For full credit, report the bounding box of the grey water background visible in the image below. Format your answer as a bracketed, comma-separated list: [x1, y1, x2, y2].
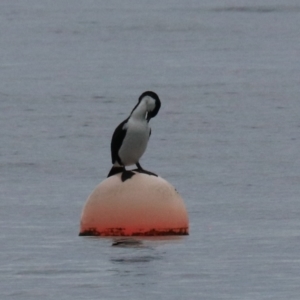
[1, 0, 300, 299]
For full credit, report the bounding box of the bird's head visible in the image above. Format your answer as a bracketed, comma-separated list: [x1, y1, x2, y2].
[138, 91, 161, 121]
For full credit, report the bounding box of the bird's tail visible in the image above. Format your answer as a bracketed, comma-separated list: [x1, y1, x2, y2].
[107, 166, 125, 178]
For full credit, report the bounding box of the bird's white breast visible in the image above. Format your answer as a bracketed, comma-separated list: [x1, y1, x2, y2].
[118, 118, 150, 166]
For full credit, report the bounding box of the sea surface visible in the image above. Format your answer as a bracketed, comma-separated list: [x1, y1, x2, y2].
[1, 0, 300, 299]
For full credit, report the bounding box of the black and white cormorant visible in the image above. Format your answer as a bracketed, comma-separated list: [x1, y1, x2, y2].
[107, 91, 161, 182]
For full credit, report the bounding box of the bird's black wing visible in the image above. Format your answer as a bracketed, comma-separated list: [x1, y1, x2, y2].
[110, 118, 128, 165]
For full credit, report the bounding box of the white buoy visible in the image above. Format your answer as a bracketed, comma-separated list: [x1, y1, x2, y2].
[79, 172, 189, 236]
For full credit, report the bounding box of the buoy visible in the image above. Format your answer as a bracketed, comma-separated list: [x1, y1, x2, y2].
[79, 172, 189, 236]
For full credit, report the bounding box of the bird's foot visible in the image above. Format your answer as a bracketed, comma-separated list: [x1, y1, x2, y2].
[108, 166, 156, 181]
[121, 170, 136, 182]
[133, 168, 158, 177]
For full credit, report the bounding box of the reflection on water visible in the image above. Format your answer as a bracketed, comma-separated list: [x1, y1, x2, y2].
[110, 255, 160, 264]
[111, 236, 186, 246]
[108, 236, 186, 286]
[112, 238, 144, 247]
[110, 236, 185, 264]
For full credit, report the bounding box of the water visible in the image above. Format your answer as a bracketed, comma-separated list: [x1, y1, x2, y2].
[1, 0, 300, 299]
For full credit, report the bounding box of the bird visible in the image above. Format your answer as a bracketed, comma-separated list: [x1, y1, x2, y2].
[107, 91, 161, 182]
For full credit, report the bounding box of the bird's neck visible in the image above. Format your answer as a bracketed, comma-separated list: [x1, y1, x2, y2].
[130, 101, 147, 121]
